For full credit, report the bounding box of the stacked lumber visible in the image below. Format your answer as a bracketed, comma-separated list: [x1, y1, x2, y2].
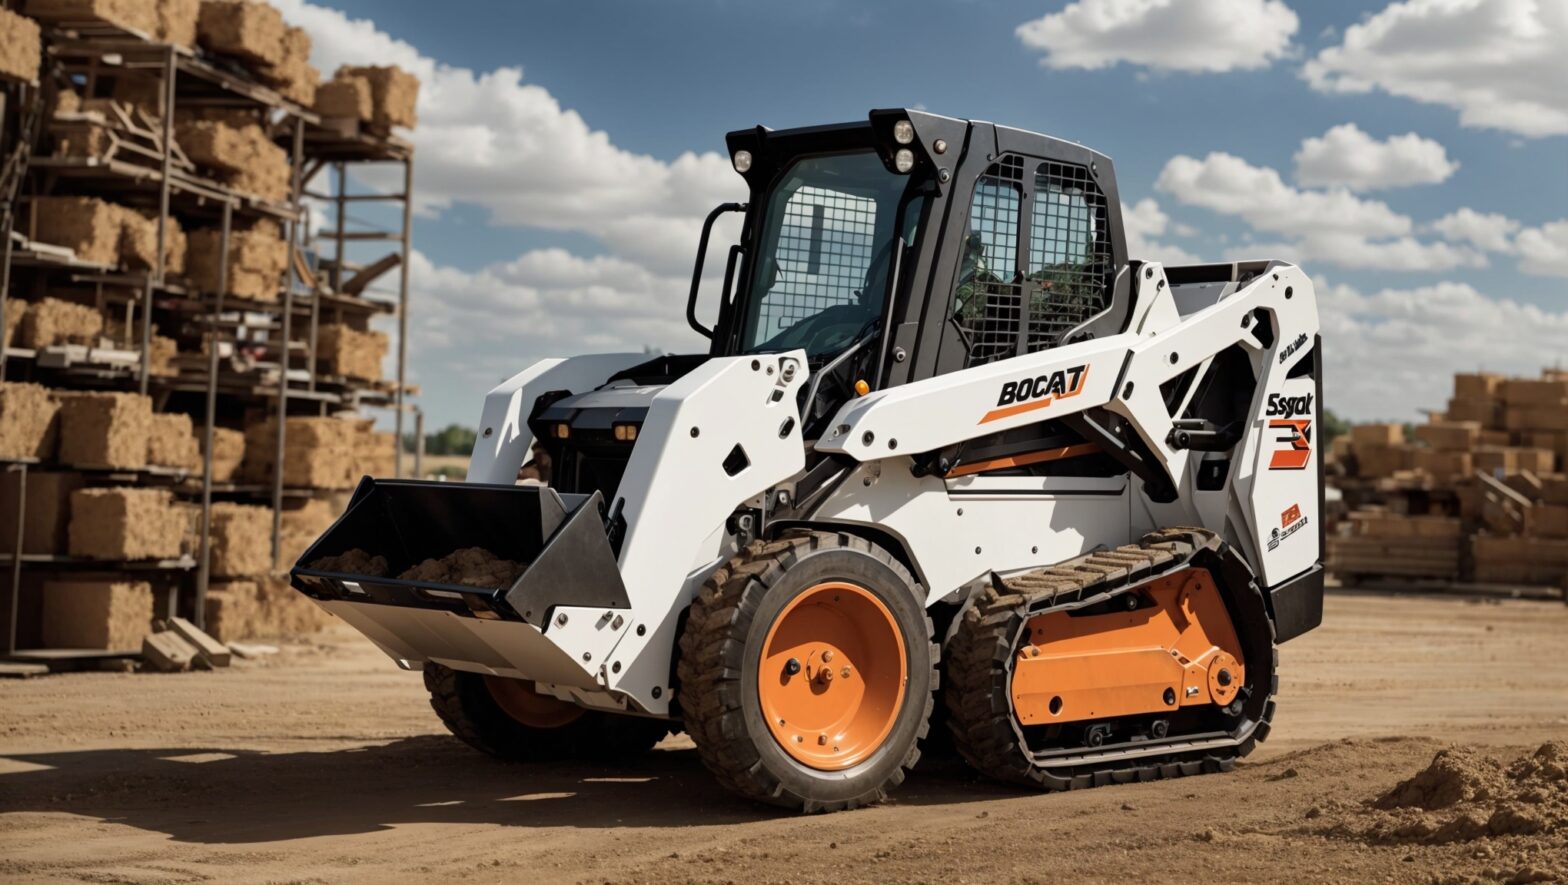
[1336, 370, 1568, 590]
[1328, 511, 1461, 581]
[1468, 475, 1568, 587]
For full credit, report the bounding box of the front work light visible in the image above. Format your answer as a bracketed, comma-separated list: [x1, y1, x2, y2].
[732, 150, 752, 173]
[894, 148, 915, 173]
[892, 119, 914, 145]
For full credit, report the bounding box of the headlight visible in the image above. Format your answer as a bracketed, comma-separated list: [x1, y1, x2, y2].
[613, 423, 639, 442]
[894, 148, 915, 173]
[732, 150, 752, 173]
[892, 119, 914, 145]
[553, 423, 571, 439]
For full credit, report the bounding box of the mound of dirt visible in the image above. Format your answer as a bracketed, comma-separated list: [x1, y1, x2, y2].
[1315, 742, 1568, 881]
[308, 548, 389, 577]
[397, 547, 525, 588]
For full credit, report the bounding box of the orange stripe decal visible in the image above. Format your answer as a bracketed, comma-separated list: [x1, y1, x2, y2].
[944, 442, 1101, 478]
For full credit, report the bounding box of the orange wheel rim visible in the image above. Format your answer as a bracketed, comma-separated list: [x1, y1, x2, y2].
[758, 581, 907, 771]
[484, 676, 585, 729]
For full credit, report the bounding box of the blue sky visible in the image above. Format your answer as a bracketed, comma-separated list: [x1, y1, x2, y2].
[277, 0, 1568, 427]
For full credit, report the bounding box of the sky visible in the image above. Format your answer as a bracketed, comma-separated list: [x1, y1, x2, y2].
[274, 0, 1568, 428]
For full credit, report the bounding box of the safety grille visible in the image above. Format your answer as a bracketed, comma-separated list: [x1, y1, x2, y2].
[954, 158, 1024, 367]
[952, 155, 1112, 368]
[753, 186, 876, 339]
[1025, 160, 1111, 351]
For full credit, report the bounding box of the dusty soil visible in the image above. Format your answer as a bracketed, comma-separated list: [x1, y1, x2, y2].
[2, 591, 1566, 884]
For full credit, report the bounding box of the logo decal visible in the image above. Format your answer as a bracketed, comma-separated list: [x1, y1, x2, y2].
[980, 365, 1088, 424]
[1268, 504, 1310, 551]
[1266, 392, 1313, 470]
[1278, 332, 1309, 365]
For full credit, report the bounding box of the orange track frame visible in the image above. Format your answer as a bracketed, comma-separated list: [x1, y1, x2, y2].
[1011, 567, 1246, 726]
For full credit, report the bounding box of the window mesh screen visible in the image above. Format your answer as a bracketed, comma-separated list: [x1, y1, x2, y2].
[753, 186, 877, 338]
[1025, 160, 1111, 351]
[953, 155, 1024, 367]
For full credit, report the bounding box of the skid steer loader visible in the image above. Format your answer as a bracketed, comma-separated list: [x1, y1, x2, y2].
[292, 109, 1325, 812]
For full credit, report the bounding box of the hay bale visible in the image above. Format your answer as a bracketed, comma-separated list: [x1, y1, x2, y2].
[196, 0, 284, 67]
[203, 427, 245, 482]
[332, 65, 418, 129]
[257, 25, 316, 105]
[57, 391, 153, 468]
[176, 120, 286, 183]
[203, 580, 260, 642]
[148, 412, 200, 470]
[317, 324, 388, 380]
[0, 382, 60, 460]
[313, 77, 371, 121]
[3, 297, 23, 348]
[118, 209, 186, 274]
[186, 219, 287, 300]
[240, 417, 359, 489]
[0, 8, 42, 84]
[17, 297, 104, 350]
[209, 501, 271, 576]
[25, 0, 158, 36]
[41, 579, 153, 650]
[0, 471, 86, 555]
[68, 487, 186, 559]
[30, 196, 121, 266]
[155, 0, 199, 46]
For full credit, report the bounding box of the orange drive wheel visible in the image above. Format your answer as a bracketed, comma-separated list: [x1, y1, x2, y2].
[758, 581, 908, 771]
[483, 676, 586, 729]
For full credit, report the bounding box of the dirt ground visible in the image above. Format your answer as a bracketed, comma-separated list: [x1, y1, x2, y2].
[2, 590, 1566, 884]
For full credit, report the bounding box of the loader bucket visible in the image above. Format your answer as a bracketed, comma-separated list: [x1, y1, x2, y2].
[290, 477, 630, 631]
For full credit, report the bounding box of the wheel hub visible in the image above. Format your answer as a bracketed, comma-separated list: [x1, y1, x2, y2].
[758, 581, 907, 771]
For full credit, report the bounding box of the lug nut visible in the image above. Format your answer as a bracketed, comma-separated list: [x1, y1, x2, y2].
[841, 667, 851, 679]
[784, 658, 801, 676]
[1217, 668, 1233, 687]
[821, 650, 834, 663]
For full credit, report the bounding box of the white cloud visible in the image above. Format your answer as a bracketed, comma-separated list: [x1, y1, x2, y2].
[1121, 198, 1202, 266]
[267, 1, 749, 424]
[1319, 279, 1568, 420]
[1430, 208, 1519, 253]
[1304, 0, 1568, 138]
[1155, 152, 1485, 271]
[1293, 123, 1457, 190]
[273, 0, 742, 278]
[1516, 220, 1568, 277]
[1015, 0, 1298, 73]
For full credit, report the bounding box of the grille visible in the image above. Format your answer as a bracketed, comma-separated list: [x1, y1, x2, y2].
[954, 157, 1024, 367]
[753, 186, 877, 339]
[1025, 160, 1111, 351]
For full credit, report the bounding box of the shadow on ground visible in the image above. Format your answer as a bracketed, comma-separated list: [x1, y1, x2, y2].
[0, 735, 1004, 843]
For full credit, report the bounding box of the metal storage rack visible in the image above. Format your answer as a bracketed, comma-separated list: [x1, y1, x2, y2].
[0, 17, 415, 664]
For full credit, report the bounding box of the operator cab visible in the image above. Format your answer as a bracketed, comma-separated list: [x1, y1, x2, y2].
[699, 110, 1132, 436]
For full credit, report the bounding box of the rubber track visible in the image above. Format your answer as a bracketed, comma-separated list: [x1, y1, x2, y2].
[677, 531, 938, 812]
[944, 527, 1278, 791]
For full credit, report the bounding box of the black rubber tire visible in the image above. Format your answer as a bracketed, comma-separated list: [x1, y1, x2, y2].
[677, 531, 938, 812]
[424, 663, 669, 762]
